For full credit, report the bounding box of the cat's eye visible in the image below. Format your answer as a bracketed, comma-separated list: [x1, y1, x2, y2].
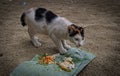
[74, 38, 79, 41]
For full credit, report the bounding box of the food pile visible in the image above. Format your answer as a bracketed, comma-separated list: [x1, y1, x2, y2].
[38, 54, 75, 72]
[58, 57, 75, 72]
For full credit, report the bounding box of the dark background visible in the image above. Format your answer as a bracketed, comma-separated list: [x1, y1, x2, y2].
[0, 0, 120, 76]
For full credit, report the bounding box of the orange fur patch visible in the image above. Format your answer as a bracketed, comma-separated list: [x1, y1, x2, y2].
[68, 25, 80, 34]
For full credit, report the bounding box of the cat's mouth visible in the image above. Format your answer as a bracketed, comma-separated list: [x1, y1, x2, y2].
[76, 44, 81, 48]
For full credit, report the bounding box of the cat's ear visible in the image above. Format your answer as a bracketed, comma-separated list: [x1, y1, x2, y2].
[78, 24, 87, 29]
[68, 25, 79, 37]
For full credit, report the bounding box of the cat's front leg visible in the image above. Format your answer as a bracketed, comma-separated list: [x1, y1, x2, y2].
[50, 34, 67, 54]
[28, 26, 41, 47]
[62, 40, 71, 50]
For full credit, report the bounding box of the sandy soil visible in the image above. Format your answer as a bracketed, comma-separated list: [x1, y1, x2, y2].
[0, 0, 120, 76]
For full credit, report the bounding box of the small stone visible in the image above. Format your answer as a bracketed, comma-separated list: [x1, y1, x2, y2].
[0, 53, 3, 57]
[21, 1, 26, 6]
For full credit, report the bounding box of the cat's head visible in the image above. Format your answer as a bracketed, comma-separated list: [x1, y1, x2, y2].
[68, 24, 85, 47]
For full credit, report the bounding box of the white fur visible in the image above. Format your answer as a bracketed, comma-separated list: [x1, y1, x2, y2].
[24, 8, 84, 54]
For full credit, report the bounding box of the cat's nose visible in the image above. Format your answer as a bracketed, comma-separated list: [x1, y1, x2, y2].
[77, 44, 81, 47]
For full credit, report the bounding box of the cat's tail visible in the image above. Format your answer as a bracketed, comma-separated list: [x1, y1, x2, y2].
[20, 12, 26, 26]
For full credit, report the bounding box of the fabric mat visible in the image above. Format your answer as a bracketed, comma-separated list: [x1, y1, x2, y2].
[10, 48, 95, 76]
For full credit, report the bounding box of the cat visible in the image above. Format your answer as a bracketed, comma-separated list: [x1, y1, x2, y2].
[20, 7, 85, 54]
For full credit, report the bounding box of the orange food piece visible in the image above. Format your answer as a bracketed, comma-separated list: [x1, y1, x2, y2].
[41, 56, 55, 64]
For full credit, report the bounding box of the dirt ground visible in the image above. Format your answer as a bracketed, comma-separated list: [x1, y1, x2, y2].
[0, 0, 120, 76]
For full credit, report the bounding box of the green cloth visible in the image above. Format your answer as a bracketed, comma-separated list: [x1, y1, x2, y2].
[10, 48, 95, 76]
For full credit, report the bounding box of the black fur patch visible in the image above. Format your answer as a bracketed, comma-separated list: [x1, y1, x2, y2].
[35, 8, 47, 21]
[45, 11, 57, 23]
[69, 31, 78, 37]
[20, 13, 26, 26]
[79, 27, 84, 40]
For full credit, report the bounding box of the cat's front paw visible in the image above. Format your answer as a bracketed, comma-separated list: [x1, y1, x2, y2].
[32, 39, 42, 48]
[59, 48, 67, 54]
[33, 41, 42, 47]
[64, 45, 71, 50]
